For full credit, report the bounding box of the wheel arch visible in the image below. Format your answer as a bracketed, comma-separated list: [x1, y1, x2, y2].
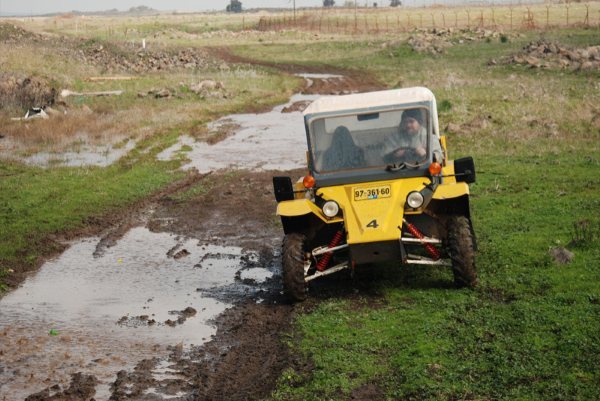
[427, 195, 477, 250]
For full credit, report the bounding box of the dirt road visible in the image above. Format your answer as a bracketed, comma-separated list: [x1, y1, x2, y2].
[0, 71, 383, 400]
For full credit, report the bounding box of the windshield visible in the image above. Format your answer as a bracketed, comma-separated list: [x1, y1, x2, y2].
[309, 108, 434, 173]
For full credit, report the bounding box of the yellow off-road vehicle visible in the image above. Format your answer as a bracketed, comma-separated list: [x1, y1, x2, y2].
[273, 87, 477, 301]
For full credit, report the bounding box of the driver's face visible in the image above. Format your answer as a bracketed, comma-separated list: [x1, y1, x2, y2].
[401, 117, 420, 135]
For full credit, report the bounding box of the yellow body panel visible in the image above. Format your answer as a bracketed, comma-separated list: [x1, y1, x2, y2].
[276, 199, 343, 223]
[278, 160, 469, 244]
[435, 161, 470, 199]
[317, 177, 428, 245]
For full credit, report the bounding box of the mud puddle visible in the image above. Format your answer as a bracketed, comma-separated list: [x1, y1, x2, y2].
[0, 226, 279, 400]
[24, 140, 136, 168]
[0, 138, 136, 168]
[158, 72, 361, 173]
[158, 93, 319, 173]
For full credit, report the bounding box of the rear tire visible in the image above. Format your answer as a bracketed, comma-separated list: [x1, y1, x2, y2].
[446, 216, 478, 288]
[282, 233, 308, 302]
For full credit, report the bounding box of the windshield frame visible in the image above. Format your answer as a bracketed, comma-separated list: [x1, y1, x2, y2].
[304, 101, 436, 187]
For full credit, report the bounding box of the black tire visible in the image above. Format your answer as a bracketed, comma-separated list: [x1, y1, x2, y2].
[282, 233, 308, 302]
[446, 216, 478, 288]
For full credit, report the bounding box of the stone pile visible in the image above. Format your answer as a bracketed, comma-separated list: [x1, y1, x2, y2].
[0, 23, 43, 43]
[74, 44, 222, 73]
[506, 41, 600, 70]
[395, 27, 515, 55]
[138, 80, 227, 100]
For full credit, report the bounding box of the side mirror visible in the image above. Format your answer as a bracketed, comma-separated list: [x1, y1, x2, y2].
[454, 157, 476, 184]
[273, 176, 295, 202]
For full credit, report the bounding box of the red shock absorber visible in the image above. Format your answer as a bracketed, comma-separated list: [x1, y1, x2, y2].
[402, 219, 441, 260]
[316, 230, 344, 271]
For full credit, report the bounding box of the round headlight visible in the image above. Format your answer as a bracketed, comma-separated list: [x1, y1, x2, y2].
[406, 191, 424, 209]
[322, 201, 340, 218]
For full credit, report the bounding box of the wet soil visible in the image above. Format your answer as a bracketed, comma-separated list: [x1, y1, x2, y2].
[1, 170, 292, 400]
[1, 53, 391, 400]
[208, 47, 385, 95]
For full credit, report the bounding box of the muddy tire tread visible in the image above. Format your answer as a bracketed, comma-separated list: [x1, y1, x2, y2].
[447, 215, 478, 288]
[282, 233, 308, 302]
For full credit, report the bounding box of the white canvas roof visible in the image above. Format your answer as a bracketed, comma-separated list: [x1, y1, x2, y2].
[303, 87, 437, 116]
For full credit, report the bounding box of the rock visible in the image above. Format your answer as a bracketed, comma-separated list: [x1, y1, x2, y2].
[444, 122, 461, 133]
[153, 89, 172, 98]
[549, 247, 574, 264]
[44, 106, 61, 116]
[173, 249, 190, 259]
[190, 79, 221, 94]
[181, 307, 197, 317]
[506, 41, 599, 71]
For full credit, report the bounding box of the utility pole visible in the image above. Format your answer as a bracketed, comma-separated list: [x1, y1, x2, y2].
[293, 0, 296, 23]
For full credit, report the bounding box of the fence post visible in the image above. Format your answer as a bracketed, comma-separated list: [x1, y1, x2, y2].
[584, 4, 589, 26]
[566, 5, 569, 27]
[442, 13, 446, 28]
[375, 17, 379, 34]
[510, 8, 513, 30]
[479, 10, 484, 28]
[466, 10, 471, 29]
[455, 12, 458, 28]
[545, 5, 550, 28]
[431, 14, 435, 28]
[419, 14, 423, 29]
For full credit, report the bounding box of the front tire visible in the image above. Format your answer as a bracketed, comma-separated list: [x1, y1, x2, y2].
[282, 233, 308, 302]
[446, 216, 477, 288]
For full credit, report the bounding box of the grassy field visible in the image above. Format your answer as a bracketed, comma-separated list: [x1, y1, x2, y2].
[228, 29, 600, 400]
[1, 9, 599, 399]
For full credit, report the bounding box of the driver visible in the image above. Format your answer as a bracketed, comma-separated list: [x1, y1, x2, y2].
[386, 109, 443, 163]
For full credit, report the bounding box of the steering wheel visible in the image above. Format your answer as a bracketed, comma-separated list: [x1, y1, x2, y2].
[384, 147, 422, 164]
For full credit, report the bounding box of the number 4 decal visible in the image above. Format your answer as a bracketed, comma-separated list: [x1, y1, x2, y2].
[366, 219, 379, 229]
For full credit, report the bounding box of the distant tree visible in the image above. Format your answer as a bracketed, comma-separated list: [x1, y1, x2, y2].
[323, 0, 336, 7]
[343, 0, 356, 6]
[226, 0, 242, 13]
[373, 2, 377, 6]
[390, 0, 401, 6]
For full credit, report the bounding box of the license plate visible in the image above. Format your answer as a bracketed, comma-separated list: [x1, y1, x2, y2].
[353, 185, 391, 201]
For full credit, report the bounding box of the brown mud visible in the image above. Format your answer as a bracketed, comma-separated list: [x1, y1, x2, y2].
[207, 46, 385, 95]
[1, 47, 393, 400]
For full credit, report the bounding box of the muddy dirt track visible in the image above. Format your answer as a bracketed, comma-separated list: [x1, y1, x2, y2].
[0, 65, 388, 401]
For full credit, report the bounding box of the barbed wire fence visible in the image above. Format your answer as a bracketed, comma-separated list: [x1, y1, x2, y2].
[256, 3, 599, 34]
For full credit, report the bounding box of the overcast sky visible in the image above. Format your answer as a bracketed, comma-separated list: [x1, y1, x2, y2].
[0, 0, 335, 15]
[0, 0, 519, 16]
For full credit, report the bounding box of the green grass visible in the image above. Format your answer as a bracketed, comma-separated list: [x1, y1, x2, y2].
[0, 60, 300, 292]
[0, 131, 182, 287]
[259, 28, 599, 400]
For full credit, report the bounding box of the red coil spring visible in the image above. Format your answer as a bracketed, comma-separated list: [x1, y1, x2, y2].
[403, 220, 441, 260]
[316, 230, 344, 271]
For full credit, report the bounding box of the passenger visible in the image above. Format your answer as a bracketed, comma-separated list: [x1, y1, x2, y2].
[321, 126, 365, 171]
[386, 109, 443, 163]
